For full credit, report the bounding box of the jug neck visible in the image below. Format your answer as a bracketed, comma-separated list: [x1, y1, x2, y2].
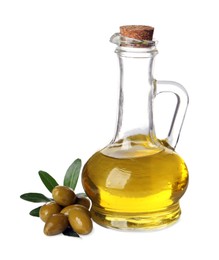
[112, 45, 158, 143]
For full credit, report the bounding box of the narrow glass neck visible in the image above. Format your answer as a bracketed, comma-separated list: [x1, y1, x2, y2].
[112, 46, 157, 143]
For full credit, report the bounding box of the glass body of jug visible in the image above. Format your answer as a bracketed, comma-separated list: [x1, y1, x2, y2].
[82, 28, 189, 230]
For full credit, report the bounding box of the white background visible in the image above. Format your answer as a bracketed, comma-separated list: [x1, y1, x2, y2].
[0, 0, 218, 259]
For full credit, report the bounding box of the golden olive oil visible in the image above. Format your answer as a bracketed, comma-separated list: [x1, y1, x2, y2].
[82, 135, 188, 229]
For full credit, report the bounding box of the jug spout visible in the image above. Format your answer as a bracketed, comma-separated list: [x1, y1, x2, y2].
[110, 32, 156, 47]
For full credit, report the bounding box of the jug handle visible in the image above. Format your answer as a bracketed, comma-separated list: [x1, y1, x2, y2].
[154, 80, 189, 149]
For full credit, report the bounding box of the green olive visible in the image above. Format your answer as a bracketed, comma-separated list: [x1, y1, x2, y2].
[52, 185, 76, 206]
[68, 207, 93, 235]
[39, 202, 62, 222]
[44, 213, 68, 236]
[61, 204, 91, 217]
[60, 204, 76, 216]
[75, 196, 91, 209]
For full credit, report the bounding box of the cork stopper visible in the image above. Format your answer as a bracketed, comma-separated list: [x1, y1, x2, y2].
[119, 25, 154, 47]
[120, 25, 154, 41]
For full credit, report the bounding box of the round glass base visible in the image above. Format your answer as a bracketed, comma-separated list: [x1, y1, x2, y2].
[91, 203, 181, 230]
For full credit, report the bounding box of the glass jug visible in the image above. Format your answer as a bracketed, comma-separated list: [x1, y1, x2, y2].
[82, 27, 189, 230]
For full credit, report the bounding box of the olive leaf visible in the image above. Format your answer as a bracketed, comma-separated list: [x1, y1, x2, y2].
[63, 158, 81, 190]
[29, 206, 41, 217]
[20, 193, 51, 202]
[38, 170, 59, 192]
[62, 227, 80, 238]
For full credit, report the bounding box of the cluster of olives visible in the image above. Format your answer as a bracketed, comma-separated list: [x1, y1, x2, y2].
[39, 185, 92, 236]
